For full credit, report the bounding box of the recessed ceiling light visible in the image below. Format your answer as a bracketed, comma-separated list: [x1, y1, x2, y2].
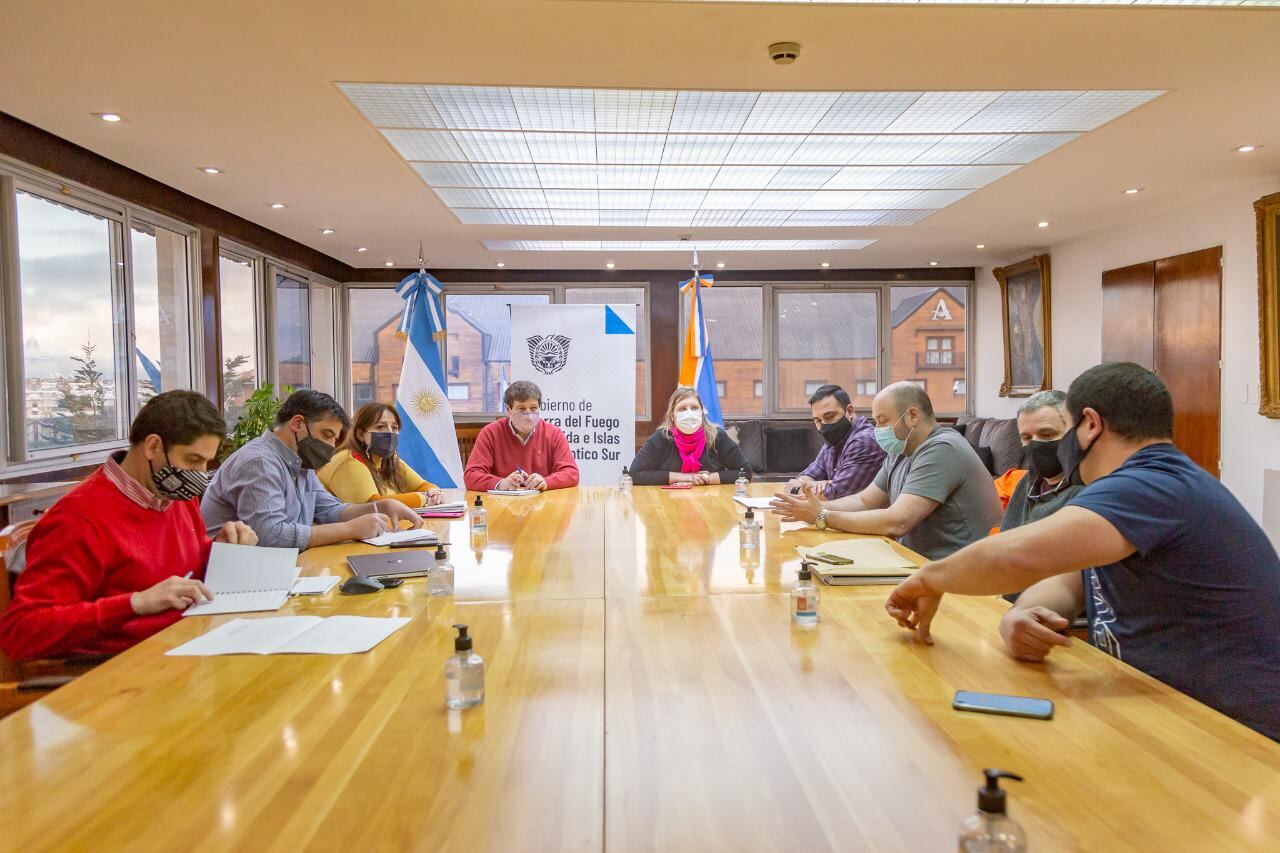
[929, 261, 939, 266]
[199, 166, 222, 175]
[821, 262, 830, 268]
[1124, 188, 1143, 195]
[320, 228, 335, 235]
[384, 260, 395, 267]
[95, 112, 122, 122]
[356, 247, 368, 253]
[270, 202, 286, 209]
[606, 261, 616, 269]
[1037, 221, 1050, 228]
[1236, 145, 1257, 153]
[976, 243, 985, 249]
[716, 262, 726, 269]
[496, 261, 506, 268]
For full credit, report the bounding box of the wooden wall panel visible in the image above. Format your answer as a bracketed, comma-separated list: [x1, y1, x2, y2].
[1155, 246, 1222, 476]
[1101, 261, 1155, 367]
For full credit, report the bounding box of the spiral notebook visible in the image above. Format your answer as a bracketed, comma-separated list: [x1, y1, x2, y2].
[182, 543, 302, 617]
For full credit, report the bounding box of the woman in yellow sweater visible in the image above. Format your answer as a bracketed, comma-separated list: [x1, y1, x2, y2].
[318, 402, 446, 508]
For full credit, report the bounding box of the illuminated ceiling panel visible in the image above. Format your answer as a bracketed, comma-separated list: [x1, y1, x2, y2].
[341, 84, 1164, 233]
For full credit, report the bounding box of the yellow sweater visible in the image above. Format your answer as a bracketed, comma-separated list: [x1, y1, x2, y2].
[318, 450, 436, 507]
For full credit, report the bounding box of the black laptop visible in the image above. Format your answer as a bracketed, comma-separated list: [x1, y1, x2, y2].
[347, 550, 435, 580]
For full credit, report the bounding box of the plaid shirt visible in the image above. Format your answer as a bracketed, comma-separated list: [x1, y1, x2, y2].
[103, 450, 170, 512]
[799, 415, 886, 499]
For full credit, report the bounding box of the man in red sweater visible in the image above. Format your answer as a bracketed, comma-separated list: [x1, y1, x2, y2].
[0, 391, 257, 661]
[463, 380, 580, 492]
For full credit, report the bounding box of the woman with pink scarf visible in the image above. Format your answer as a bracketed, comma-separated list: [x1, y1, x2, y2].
[628, 388, 753, 486]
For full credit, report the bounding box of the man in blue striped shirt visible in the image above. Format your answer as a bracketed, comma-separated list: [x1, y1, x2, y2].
[786, 384, 886, 499]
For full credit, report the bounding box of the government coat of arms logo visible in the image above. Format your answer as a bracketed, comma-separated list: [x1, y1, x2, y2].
[526, 334, 571, 375]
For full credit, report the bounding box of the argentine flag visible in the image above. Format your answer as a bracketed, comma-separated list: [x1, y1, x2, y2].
[393, 270, 464, 487]
[678, 270, 725, 427]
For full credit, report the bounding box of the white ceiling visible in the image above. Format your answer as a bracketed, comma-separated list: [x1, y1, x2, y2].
[342, 83, 1162, 234]
[1, 0, 1278, 270]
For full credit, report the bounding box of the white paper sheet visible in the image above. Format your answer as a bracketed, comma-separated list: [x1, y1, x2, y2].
[733, 496, 777, 510]
[183, 590, 291, 617]
[416, 501, 467, 514]
[289, 576, 340, 595]
[487, 489, 539, 497]
[360, 529, 439, 547]
[165, 616, 412, 656]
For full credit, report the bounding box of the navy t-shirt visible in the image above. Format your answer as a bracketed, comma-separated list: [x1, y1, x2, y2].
[1071, 443, 1280, 741]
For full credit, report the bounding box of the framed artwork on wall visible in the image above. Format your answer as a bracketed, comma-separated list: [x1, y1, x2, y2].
[993, 254, 1052, 398]
[1256, 191, 1280, 418]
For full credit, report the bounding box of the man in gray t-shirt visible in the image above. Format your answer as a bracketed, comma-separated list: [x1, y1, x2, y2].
[771, 383, 1001, 560]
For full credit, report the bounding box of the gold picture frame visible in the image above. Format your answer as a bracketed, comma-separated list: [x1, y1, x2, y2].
[1256, 191, 1280, 418]
[993, 254, 1052, 398]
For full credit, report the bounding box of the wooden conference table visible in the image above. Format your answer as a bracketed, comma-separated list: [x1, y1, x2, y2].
[0, 486, 1278, 851]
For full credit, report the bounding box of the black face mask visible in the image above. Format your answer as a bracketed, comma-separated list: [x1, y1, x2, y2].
[1023, 438, 1064, 481]
[368, 431, 398, 458]
[149, 445, 211, 501]
[297, 421, 337, 471]
[1056, 420, 1098, 487]
[818, 415, 853, 447]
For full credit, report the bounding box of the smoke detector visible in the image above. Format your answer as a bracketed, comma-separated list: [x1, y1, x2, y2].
[768, 42, 801, 65]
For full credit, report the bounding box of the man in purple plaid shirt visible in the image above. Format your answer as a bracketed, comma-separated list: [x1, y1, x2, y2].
[785, 384, 886, 499]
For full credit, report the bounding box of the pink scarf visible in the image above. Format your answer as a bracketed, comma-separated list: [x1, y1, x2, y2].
[672, 427, 706, 473]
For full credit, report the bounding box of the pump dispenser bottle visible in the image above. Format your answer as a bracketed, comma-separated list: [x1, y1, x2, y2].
[959, 769, 1026, 852]
[427, 543, 454, 596]
[618, 466, 633, 494]
[734, 468, 749, 497]
[470, 495, 487, 533]
[445, 624, 485, 709]
[739, 507, 761, 549]
[791, 560, 819, 627]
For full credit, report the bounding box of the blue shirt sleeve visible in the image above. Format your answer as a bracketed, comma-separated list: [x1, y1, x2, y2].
[309, 472, 347, 526]
[1068, 465, 1185, 557]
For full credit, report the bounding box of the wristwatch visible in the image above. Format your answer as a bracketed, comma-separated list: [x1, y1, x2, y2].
[815, 508, 829, 531]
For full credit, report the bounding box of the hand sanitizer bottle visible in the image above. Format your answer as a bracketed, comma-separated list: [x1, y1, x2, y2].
[739, 507, 761, 550]
[734, 468, 749, 497]
[618, 466, 633, 494]
[445, 624, 485, 709]
[427, 543, 454, 597]
[959, 770, 1027, 852]
[791, 561, 819, 628]
[470, 495, 487, 533]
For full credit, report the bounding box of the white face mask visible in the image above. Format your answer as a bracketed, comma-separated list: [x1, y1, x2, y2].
[674, 409, 703, 434]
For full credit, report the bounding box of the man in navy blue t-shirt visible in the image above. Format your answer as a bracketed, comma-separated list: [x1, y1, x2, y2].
[886, 362, 1280, 741]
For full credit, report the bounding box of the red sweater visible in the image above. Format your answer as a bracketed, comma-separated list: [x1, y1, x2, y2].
[463, 418, 580, 491]
[0, 468, 213, 661]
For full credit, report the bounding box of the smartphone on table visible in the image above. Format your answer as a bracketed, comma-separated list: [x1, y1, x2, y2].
[953, 690, 1054, 720]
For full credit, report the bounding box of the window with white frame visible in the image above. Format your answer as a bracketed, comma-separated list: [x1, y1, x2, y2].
[3, 176, 200, 465]
[680, 281, 971, 417]
[219, 251, 259, 423]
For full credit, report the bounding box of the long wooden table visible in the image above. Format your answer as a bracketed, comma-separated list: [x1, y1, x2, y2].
[0, 486, 1277, 851]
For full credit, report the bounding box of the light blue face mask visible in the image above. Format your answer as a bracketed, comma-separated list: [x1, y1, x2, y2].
[874, 411, 913, 456]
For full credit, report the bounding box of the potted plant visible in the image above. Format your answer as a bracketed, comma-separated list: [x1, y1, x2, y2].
[220, 384, 294, 461]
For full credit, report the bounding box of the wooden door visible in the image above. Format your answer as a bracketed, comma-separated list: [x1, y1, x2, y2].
[1101, 262, 1155, 367]
[1154, 246, 1222, 476]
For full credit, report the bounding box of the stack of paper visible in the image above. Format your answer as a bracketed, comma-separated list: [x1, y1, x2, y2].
[183, 543, 301, 616]
[361, 529, 439, 547]
[165, 615, 411, 656]
[416, 500, 467, 517]
[733, 495, 776, 511]
[488, 488, 540, 497]
[795, 538, 918, 586]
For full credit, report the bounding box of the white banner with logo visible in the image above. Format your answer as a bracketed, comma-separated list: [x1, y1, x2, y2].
[510, 303, 637, 486]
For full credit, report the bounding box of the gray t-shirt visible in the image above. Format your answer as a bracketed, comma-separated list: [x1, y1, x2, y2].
[872, 427, 1003, 560]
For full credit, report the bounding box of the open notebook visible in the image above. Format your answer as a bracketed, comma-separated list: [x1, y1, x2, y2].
[795, 538, 918, 586]
[166, 616, 411, 656]
[182, 543, 301, 617]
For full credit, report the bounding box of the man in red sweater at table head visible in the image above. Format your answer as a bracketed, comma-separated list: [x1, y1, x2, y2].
[0, 390, 258, 662]
[463, 380, 580, 492]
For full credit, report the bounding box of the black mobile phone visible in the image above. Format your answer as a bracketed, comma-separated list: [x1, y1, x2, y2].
[953, 690, 1054, 720]
[388, 539, 433, 549]
[377, 576, 405, 589]
[808, 552, 855, 566]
